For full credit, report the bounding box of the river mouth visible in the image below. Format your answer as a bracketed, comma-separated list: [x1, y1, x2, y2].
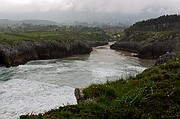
[0, 43, 155, 119]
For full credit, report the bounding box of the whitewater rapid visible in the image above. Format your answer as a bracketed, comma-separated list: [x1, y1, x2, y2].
[0, 43, 155, 119]
[0, 79, 76, 119]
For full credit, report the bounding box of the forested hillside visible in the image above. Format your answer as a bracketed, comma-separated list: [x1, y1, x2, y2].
[126, 14, 180, 34]
[111, 14, 180, 60]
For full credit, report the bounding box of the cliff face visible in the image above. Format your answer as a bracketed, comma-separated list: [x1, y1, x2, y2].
[0, 41, 92, 67]
[137, 40, 177, 59]
[110, 42, 141, 53]
[110, 40, 178, 60]
[87, 41, 109, 47]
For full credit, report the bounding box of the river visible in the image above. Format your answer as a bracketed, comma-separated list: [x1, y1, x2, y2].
[0, 42, 155, 119]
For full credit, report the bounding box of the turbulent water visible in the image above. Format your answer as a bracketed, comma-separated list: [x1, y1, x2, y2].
[0, 43, 155, 119]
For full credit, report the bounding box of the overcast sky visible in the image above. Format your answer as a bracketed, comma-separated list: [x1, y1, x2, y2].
[0, 0, 180, 24]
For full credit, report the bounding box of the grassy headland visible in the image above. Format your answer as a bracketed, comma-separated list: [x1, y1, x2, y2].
[111, 15, 180, 60]
[0, 25, 112, 67]
[0, 26, 110, 45]
[122, 14, 180, 43]
[20, 55, 180, 119]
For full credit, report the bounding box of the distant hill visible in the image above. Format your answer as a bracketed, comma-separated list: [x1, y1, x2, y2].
[0, 19, 58, 25]
[0, 19, 19, 25]
[19, 20, 58, 25]
[126, 14, 180, 32]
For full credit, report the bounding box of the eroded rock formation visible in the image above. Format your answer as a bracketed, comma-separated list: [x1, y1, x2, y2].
[110, 40, 178, 60]
[0, 40, 93, 67]
[110, 42, 141, 53]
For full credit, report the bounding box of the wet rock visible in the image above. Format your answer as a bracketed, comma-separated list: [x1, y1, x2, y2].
[74, 88, 84, 103]
[69, 41, 92, 55]
[110, 41, 141, 53]
[88, 41, 109, 47]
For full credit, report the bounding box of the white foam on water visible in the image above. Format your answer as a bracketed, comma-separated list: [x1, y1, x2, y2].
[91, 67, 121, 78]
[0, 44, 154, 119]
[125, 65, 146, 73]
[18, 64, 54, 70]
[0, 79, 77, 119]
[56, 67, 76, 74]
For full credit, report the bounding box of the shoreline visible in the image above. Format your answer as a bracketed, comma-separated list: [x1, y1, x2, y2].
[0, 40, 109, 68]
[20, 55, 180, 119]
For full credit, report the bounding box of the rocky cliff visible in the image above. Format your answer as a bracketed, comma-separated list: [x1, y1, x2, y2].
[110, 42, 141, 53]
[110, 40, 179, 60]
[137, 40, 177, 59]
[0, 40, 93, 67]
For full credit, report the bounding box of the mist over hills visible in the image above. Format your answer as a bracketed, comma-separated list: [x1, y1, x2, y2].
[0, 0, 180, 27]
[0, 19, 58, 25]
[0, 18, 128, 28]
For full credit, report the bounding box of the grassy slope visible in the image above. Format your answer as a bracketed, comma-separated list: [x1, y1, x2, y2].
[20, 56, 180, 119]
[0, 30, 110, 46]
[122, 30, 180, 42]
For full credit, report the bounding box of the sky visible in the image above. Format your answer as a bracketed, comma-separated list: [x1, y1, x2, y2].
[0, 0, 180, 24]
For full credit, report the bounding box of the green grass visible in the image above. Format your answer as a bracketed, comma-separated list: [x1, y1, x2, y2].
[0, 30, 110, 46]
[123, 30, 180, 42]
[20, 56, 180, 119]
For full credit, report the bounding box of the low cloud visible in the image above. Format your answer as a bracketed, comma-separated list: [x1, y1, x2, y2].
[0, 0, 180, 24]
[1, 0, 180, 14]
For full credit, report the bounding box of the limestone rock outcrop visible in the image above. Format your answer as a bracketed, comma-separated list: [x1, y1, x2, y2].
[155, 52, 176, 65]
[74, 88, 84, 103]
[110, 42, 141, 53]
[110, 40, 178, 60]
[137, 41, 176, 59]
[0, 40, 93, 67]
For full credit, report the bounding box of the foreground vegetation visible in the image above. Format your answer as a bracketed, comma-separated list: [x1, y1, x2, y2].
[20, 56, 180, 119]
